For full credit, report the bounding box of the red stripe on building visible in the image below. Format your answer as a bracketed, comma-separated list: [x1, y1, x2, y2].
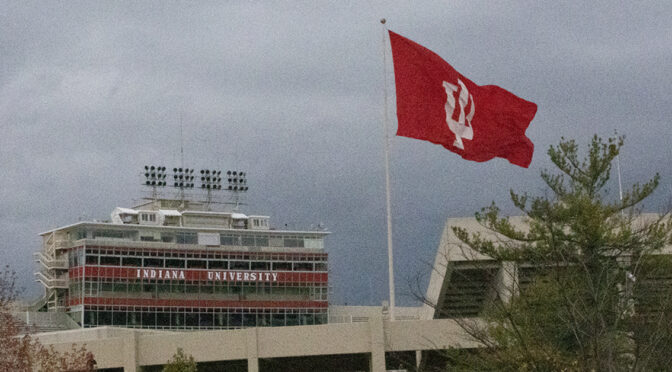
[71, 266, 328, 283]
[75, 297, 328, 309]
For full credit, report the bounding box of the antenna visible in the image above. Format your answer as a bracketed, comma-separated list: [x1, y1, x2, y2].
[180, 113, 184, 168]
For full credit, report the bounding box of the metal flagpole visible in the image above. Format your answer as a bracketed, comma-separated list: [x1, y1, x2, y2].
[380, 18, 396, 321]
[617, 154, 624, 216]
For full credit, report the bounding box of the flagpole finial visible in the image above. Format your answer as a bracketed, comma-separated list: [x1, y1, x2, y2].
[380, 18, 386, 24]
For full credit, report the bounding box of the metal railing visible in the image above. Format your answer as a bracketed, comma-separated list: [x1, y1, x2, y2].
[34, 252, 68, 270]
[34, 271, 68, 289]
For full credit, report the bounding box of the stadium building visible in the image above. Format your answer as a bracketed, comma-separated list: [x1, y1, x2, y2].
[34, 166, 329, 330]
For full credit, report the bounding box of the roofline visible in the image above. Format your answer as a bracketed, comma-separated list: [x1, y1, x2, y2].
[39, 221, 330, 236]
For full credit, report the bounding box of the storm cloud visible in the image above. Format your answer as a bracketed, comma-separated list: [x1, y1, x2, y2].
[1, 1, 671, 305]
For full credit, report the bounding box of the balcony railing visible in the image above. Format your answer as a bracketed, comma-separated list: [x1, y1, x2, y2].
[34, 252, 68, 270]
[35, 271, 68, 289]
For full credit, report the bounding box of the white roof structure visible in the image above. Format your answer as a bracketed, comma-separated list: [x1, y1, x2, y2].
[158, 209, 182, 217]
[114, 207, 138, 215]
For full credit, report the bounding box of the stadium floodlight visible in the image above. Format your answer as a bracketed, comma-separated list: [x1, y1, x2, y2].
[225, 169, 249, 193]
[172, 167, 195, 189]
[199, 168, 223, 191]
[143, 165, 167, 188]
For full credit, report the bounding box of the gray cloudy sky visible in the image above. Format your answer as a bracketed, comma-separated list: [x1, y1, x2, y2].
[1, 1, 671, 305]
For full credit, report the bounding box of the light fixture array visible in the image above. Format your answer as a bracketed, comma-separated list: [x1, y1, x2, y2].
[142, 166, 248, 192]
[144, 165, 167, 186]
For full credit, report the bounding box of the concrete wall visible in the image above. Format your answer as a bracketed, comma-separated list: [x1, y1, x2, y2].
[36, 314, 477, 372]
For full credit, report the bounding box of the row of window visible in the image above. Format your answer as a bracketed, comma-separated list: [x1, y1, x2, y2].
[81, 255, 327, 271]
[71, 280, 328, 300]
[87, 249, 326, 260]
[68, 247, 326, 268]
[81, 308, 328, 329]
[81, 306, 325, 314]
[76, 229, 323, 249]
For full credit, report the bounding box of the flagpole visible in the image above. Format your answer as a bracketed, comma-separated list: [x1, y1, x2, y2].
[380, 18, 396, 321]
[616, 154, 624, 216]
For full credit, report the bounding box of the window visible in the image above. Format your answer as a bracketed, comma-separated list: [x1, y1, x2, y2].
[241, 235, 255, 246]
[230, 261, 250, 270]
[143, 282, 155, 294]
[171, 313, 184, 328]
[286, 314, 300, 326]
[294, 262, 313, 271]
[201, 285, 214, 294]
[143, 258, 163, 267]
[141, 213, 156, 222]
[271, 314, 285, 326]
[251, 261, 270, 270]
[165, 259, 184, 268]
[284, 237, 305, 248]
[129, 281, 142, 292]
[157, 282, 171, 293]
[99, 256, 120, 266]
[187, 260, 207, 269]
[171, 282, 185, 293]
[176, 232, 197, 244]
[273, 262, 292, 271]
[84, 311, 97, 327]
[186, 283, 199, 293]
[230, 314, 242, 327]
[157, 313, 171, 328]
[92, 230, 125, 239]
[142, 313, 156, 327]
[161, 234, 174, 243]
[220, 234, 240, 246]
[269, 236, 283, 247]
[114, 281, 127, 292]
[200, 314, 214, 327]
[122, 257, 142, 267]
[209, 260, 227, 269]
[243, 313, 257, 327]
[304, 238, 324, 249]
[113, 312, 126, 326]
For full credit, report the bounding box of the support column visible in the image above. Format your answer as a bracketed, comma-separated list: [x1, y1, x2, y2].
[122, 329, 138, 372]
[246, 327, 259, 372]
[495, 261, 517, 303]
[369, 314, 386, 372]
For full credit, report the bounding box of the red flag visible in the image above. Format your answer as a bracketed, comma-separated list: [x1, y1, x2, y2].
[388, 30, 537, 168]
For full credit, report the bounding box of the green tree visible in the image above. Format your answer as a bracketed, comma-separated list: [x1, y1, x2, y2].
[163, 348, 197, 372]
[445, 135, 672, 371]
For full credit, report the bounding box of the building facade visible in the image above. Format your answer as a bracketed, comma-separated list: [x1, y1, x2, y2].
[36, 197, 329, 330]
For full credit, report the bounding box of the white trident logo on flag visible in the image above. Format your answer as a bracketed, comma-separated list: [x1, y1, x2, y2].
[442, 79, 475, 149]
